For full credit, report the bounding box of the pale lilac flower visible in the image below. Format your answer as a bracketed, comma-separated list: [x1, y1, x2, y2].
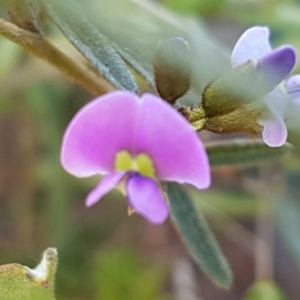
[231, 26, 297, 147]
[284, 75, 300, 130]
[61, 91, 210, 224]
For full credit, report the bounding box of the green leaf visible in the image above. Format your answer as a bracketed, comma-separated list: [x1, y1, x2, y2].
[44, 0, 230, 96]
[166, 183, 232, 288]
[43, 0, 139, 93]
[245, 280, 286, 300]
[206, 139, 291, 167]
[82, 2, 156, 88]
[0, 248, 58, 300]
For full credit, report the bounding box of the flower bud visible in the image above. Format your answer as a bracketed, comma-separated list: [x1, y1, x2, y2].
[153, 37, 191, 105]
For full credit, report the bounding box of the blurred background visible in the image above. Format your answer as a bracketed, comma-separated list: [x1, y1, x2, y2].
[1, 0, 300, 299]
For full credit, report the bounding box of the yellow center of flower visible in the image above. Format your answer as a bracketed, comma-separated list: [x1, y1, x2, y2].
[115, 150, 156, 179]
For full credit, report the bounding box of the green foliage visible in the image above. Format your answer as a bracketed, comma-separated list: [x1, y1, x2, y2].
[80, 0, 157, 88]
[167, 183, 232, 288]
[2, 0, 231, 95]
[206, 139, 291, 167]
[43, 0, 139, 93]
[41, 0, 230, 93]
[0, 248, 57, 300]
[94, 249, 168, 300]
[245, 281, 286, 300]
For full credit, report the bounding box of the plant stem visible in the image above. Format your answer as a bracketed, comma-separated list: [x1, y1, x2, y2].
[0, 18, 115, 96]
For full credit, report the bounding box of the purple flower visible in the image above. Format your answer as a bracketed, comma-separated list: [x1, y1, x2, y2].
[61, 91, 210, 224]
[231, 26, 297, 147]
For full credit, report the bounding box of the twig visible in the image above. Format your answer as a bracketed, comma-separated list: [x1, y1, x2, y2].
[0, 18, 115, 96]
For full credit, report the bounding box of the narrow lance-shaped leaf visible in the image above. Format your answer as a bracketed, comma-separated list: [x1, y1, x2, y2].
[206, 139, 291, 167]
[83, 13, 155, 88]
[108, 39, 155, 89]
[0, 248, 58, 300]
[43, 0, 138, 93]
[166, 182, 232, 288]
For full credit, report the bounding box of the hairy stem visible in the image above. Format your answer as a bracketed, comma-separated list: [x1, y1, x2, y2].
[0, 18, 115, 96]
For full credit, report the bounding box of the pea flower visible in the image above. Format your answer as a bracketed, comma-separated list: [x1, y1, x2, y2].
[61, 91, 210, 224]
[231, 26, 297, 147]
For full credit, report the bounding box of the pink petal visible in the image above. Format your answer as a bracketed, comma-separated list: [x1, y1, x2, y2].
[134, 93, 210, 189]
[86, 172, 125, 207]
[231, 27, 272, 67]
[260, 117, 287, 147]
[61, 91, 138, 177]
[126, 175, 169, 224]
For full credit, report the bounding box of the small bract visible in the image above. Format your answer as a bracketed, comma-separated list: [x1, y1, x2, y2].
[61, 91, 210, 224]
